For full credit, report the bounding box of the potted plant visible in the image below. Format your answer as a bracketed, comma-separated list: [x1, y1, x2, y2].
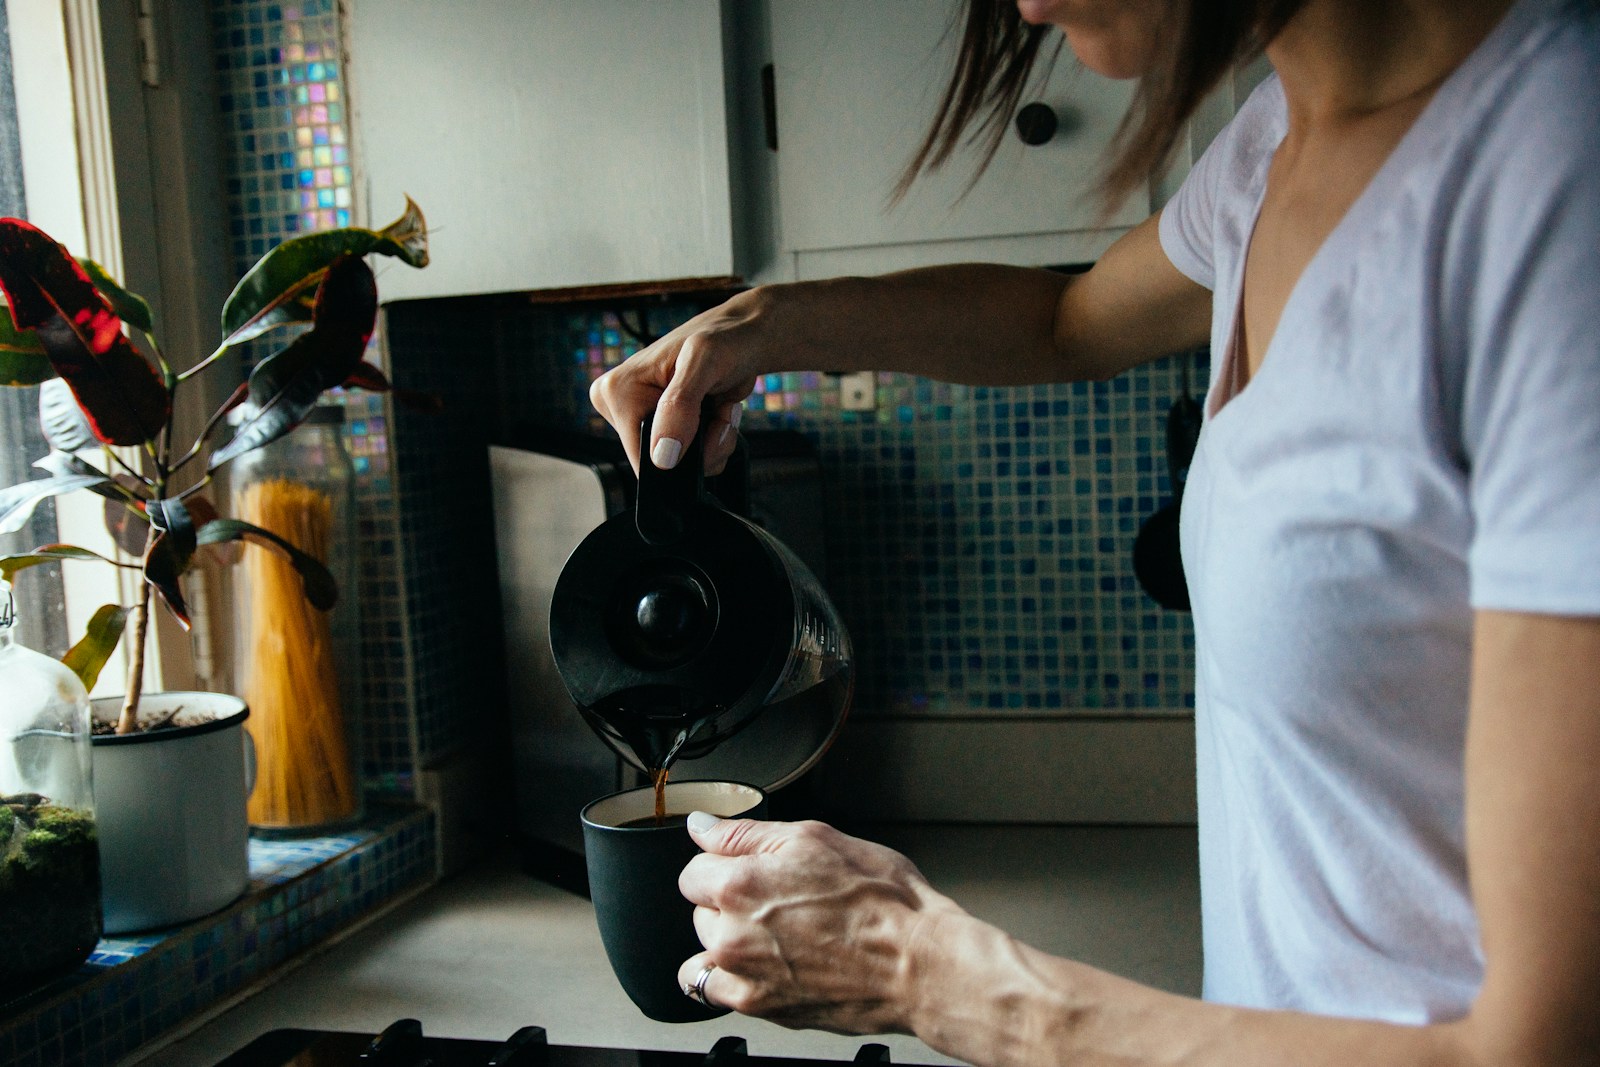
[0, 199, 427, 932]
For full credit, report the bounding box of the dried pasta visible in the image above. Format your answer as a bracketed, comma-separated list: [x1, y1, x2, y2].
[236, 477, 359, 829]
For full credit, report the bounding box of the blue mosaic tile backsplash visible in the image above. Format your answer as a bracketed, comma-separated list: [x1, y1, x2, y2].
[385, 296, 1203, 732]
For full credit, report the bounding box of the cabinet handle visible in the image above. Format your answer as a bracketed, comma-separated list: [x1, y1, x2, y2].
[1014, 102, 1058, 146]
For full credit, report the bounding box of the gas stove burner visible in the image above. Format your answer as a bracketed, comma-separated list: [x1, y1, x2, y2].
[216, 1018, 903, 1067]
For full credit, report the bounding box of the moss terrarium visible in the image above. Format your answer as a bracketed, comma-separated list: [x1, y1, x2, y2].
[0, 581, 102, 998]
[0, 798, 100, 995]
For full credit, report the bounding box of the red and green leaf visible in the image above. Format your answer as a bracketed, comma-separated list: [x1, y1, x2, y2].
[207, 254, 377, 471]
[60, 603, 131, 692]
[186, 494, 239, 566]
[100, 477, 151, 557]
[341, 359, 443, 411]
[38, 379, 100, 454]
[0, 302, 52, 386]
[0, 544, 129, 585]
[77, 258, 154, 333]
[218, 196, 427, 348]
[32, 451, 122, 504]
[0, 218, 169, 445]
[143, 497, 196, 629]
[0, 470, 111, 535]
[197, 517, 337, 609]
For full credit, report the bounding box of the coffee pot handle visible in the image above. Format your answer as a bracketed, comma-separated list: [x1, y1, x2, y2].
[635, 409, 709, 546]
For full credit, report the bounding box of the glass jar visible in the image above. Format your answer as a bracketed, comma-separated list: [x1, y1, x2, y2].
[0, 579, 102, 997]
[227, 403, 364, 833]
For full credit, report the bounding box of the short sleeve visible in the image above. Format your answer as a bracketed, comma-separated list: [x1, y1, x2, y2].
[1459, 54, 1600, 616]
[1158, 75, 1285, 292]
[1157, 143, 1220, 290]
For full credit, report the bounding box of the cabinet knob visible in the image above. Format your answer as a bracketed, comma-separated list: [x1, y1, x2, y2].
[1014, 102, 1058, 146]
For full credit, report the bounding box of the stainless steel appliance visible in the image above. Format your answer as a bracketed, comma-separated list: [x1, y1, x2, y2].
[489, 429, 830, 856]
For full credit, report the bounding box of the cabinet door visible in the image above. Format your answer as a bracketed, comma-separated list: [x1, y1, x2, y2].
[769, 1, 1144, 274]
[348, 0, 737, 300]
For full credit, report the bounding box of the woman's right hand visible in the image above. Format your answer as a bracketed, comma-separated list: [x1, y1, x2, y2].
[589, 223, 1207, 476]
[589, 286, 788, 476]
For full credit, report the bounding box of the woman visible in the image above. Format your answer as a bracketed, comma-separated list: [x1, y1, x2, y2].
[588, 0, 1600, 1062]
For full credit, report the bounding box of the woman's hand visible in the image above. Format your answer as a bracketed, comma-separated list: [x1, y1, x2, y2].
[588, 287, 782, 476]
[675, 814, 968, 1035]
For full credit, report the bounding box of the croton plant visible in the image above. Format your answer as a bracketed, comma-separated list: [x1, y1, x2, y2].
[0, 199, 428, 734]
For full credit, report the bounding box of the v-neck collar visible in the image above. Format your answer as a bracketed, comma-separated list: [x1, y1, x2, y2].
[1203, 0, 1559, 424]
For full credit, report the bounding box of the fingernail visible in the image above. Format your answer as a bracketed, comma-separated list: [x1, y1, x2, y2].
[719, 406, 743, 448]
[651, 437, 683, 470]
[687, 811, 719, 835]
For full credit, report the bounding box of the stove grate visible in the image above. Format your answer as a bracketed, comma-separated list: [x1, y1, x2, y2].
[215, 1017, 901, 1067]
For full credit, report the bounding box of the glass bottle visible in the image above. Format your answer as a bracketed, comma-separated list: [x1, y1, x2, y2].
[227, 403, 364, 833]
[0, 578, 102, 997]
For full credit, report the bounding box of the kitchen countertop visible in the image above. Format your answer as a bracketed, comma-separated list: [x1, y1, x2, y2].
[138, 824, 1201, 1067]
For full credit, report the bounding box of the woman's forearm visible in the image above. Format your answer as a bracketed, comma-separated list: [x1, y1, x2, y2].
[904, 909, 1475, 1067]
[747, 211, 1209, 389]
[744, 265, 1077, 386]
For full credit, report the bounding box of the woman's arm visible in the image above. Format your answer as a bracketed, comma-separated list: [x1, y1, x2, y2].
[678, 609, 1600, 1067]
[588, 211, 1209, 473]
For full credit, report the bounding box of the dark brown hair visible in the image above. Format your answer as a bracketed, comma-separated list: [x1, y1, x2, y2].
[898, 0, 1306, 210]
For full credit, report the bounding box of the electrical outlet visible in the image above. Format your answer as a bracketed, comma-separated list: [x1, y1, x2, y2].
[839, 371, 876, 411]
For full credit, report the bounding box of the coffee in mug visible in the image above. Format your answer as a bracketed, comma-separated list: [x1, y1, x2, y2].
[580, 780, 765, 1022]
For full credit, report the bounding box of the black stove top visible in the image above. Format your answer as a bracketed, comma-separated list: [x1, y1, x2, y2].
[216, 1019, 907, 1067]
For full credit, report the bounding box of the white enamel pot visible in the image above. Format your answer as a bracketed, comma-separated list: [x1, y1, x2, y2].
[90, 693, 255, 934]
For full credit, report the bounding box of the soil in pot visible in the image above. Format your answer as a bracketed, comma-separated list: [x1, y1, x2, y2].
[90, 706, 189, 736]
[0, 795, 101, 997]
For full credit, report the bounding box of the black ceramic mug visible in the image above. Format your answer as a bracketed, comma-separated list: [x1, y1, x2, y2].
[580, 780, 766, 1023]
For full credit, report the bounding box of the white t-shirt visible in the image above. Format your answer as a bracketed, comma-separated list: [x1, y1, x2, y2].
[1158, 0, 1600, 1022]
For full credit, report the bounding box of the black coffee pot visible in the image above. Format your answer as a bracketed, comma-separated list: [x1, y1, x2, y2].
[549, 414, 853, 788]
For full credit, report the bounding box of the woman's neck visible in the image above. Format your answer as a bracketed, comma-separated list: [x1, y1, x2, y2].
[1266, 0, 1519, 128]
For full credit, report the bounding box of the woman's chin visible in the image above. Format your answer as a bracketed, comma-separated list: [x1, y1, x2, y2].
[1064, 32, 1153, 80]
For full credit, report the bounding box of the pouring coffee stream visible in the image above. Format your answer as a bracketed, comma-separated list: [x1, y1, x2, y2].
[549, 411, 855, 824]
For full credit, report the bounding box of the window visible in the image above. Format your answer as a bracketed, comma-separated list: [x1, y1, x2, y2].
[0, 3, 68, 655]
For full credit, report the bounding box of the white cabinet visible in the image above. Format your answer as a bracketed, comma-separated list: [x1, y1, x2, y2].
[346, 0, 741, 301]
[344, 1, 1269, 301]
[763, 1, 1144, 279]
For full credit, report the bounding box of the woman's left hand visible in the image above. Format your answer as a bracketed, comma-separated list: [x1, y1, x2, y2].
[676, 815, 967, 1035]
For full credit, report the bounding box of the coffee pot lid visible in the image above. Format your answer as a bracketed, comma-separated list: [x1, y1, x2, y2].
[549, 499, 795, 716]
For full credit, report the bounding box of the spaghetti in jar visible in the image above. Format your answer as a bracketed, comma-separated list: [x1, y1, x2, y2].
[227, 403, 363, 833]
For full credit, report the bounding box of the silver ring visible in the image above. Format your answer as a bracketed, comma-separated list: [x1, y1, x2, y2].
[684, 962, 717, 1006]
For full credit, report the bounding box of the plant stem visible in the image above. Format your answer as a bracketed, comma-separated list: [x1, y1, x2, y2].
[100, 444, 153, 490]
[177, 476, 213, 502]
[118, 525, 155, 735]
[175, 342, 231, 384]
[115, 391, 181, 734]
[168, 394, 240, 475]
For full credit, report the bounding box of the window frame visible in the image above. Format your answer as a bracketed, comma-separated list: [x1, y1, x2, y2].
[6, 0, 234, 697]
